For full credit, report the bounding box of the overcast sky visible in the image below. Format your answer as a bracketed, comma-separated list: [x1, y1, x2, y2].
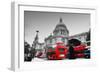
[24, 11, 90, 45]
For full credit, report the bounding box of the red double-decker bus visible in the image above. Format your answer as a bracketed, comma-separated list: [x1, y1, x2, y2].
[46, 42, 68, 60]
[68, 39, 90, 59]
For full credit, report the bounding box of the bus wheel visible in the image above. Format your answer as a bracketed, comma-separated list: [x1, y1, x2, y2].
[85, 55, 90, 59]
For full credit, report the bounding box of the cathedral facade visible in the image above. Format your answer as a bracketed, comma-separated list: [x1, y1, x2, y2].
[32, 18, 89, 50]
[45, 18, 69, 48]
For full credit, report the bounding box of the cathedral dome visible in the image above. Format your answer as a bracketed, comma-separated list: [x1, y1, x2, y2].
[53, 18, 69, 36]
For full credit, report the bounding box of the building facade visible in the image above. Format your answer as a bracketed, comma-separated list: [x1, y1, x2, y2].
[68, 32, 88, 44]
[45, 18, 69, 47]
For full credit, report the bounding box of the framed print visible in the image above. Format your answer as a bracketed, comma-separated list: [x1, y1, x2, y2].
[11, 2, 96, 71]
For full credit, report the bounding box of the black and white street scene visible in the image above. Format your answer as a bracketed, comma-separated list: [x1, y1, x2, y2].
[24, 11, 90, 62]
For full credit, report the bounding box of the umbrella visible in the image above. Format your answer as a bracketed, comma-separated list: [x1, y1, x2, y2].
[68, 39, 81, 46]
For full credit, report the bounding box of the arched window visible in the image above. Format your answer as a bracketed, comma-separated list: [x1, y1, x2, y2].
[49, 39, 52, 44]
[62, 38, 65, 43]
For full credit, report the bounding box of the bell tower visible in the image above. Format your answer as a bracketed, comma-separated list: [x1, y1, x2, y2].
[32, 30, 39, 49]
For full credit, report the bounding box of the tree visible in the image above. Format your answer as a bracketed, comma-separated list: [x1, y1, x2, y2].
[24, 41, 32, 61]
[86, 30, 90, 46]
[24, 41, 30, 54]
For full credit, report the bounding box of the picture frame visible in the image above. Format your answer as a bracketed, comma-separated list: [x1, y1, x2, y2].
[11, 2, 97, 71]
